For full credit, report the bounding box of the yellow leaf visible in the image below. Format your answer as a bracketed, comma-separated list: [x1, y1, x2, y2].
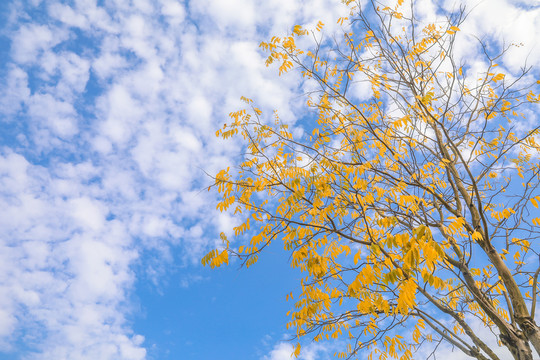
[471, 231, 483, 241]
[501, 208, 514, 219]
[294, 343, 301, 357]
[353, 250, 362, 265]
[493, 73, 505, 82]
[337, 17, 348, 26]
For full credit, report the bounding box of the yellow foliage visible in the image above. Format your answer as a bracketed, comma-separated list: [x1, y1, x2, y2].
[203, 1, 540, 359]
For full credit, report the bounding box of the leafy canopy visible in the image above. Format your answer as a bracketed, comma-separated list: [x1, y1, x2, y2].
[203, 1, 540, 359]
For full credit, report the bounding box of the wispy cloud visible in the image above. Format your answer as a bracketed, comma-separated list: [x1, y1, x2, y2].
[262, 340, 340, 360]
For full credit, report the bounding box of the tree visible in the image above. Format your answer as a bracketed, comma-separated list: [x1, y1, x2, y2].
[203, 1, 540, 359]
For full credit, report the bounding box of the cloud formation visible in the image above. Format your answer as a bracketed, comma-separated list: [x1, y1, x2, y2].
[0, 0, 349, 358]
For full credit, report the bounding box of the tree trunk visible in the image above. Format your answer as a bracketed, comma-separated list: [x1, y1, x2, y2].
[516, 317, 540, 359]
[501, 329, 533, 360]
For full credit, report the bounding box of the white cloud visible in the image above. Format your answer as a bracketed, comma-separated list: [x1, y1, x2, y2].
[443, 0, 540, 73]
[69, 197, 106, 231]
[264, 342, 295, 360]
[190, 0, 257, 34]
[11, 24, 68, 64]
[98, 84, 144, 144]
[42, 51, 91, 98]
[263, 341, 336, 360]
[0, 66, 30, 116]
[160, 1, 185, 26]
[93, 52, 129, 80]
[48, 2, 89, 29]
[0, 149, 146, 358]
[0, 309, 16, 339]
[27, 93, 78, 138]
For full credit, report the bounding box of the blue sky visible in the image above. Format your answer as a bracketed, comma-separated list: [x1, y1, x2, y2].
[0, 0, 539, 359]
